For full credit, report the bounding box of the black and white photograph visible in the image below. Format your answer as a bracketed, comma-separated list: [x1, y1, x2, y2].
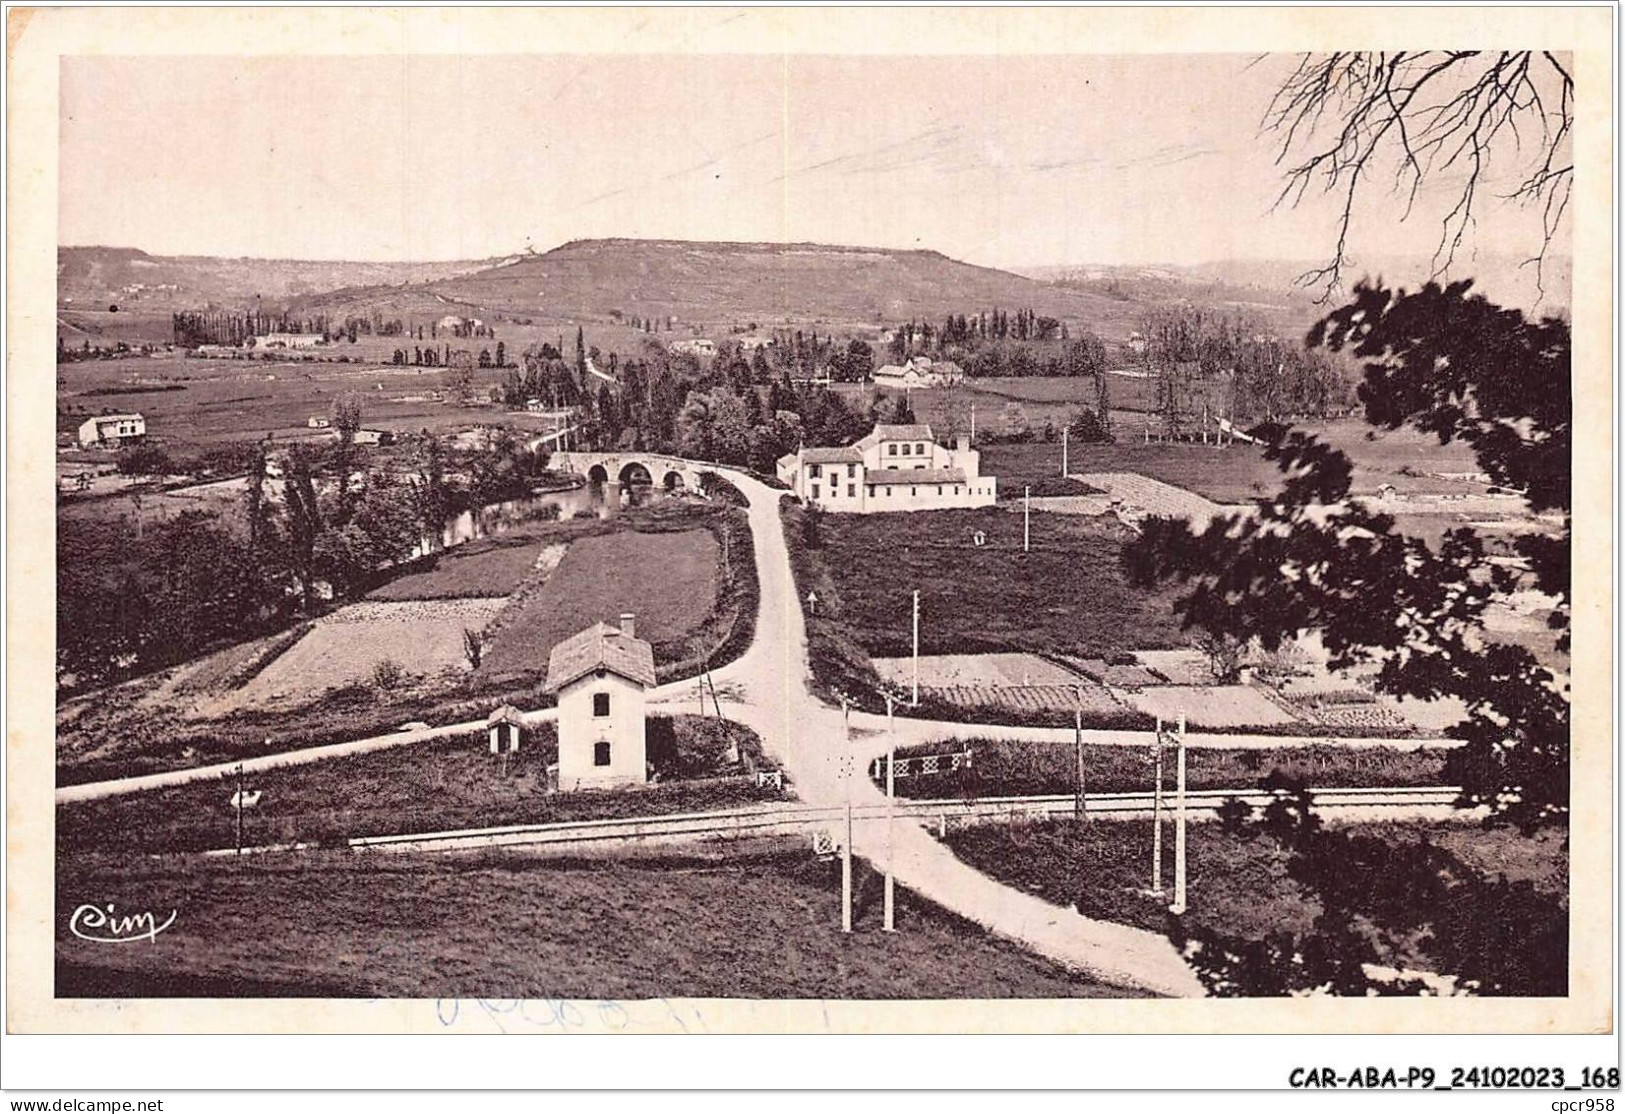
[4, 4, 1614, 1083]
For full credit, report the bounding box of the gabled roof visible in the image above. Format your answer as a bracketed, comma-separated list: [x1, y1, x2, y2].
[486, 704, 524, 727]
[865, 467, 966, 486]
[801, 445, 864, 465]
[543, 622, 657, 693]
[86, 413, 144, 424]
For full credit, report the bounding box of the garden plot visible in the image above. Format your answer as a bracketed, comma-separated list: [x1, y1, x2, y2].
[1119, 684, 1300, 729]
[1132, 649, 1215, 685]
[918, 683, 1128, 719]
[872, 652, 1082, 688]
[1076, 472, 1247, 530]
[232, 599, 508, 709]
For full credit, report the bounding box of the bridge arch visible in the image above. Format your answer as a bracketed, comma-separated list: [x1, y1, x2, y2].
[586, 463, 610, 485]
[618, 461, 654, 488]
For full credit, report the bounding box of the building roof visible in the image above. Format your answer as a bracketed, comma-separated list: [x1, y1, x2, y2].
[800, 445, 865, 465]
[543, 622, 657, 693]
[871, 423, 934, 441]
[865, 467, 966, 486]
[486, 704, 524, 727]
[85, 413, 143, 425]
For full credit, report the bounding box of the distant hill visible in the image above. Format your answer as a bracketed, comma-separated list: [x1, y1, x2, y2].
[290, 238, 1150, 340]
[57, 246, 493, 310]
[1018, 252, 1571, 323]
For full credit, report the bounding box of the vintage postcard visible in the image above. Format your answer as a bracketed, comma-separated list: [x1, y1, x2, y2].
[5, 5, 1615, 1060]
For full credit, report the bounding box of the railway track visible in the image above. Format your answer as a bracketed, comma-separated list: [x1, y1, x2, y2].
[206, 784, 1468, 857]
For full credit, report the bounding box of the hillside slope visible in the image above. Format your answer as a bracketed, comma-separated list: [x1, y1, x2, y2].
[298, 238, 1149, 339]
[58, 247, 493, 309]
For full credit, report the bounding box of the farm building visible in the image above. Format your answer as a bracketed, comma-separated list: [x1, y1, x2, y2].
[307, 416, 331, 429]
[777, 422, 998, 514]
[669, 338, 717, 357]
[251, 333, 322, 349]
[351, 428, 392, 446]
[737, 336, 773, 352]
[486, 705, 524, 755]
[76, 412, 146, 449]
[873, 355, 963, 389]
[543, 613, 655, 791]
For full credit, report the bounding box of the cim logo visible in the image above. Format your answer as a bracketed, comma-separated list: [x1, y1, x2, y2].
[69, 902, 177, 944]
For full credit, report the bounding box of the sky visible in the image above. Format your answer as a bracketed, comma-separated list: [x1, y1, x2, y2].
[59, 53, 1569, 270]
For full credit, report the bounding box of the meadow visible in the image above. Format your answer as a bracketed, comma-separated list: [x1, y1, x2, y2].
[814, 506, 1187, 661]
[479, 526, 719, 680]
[54, 849, 1136, 999]
[943, 817, 1566, 994]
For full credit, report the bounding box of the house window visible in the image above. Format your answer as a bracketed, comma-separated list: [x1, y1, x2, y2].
[593, 692, 610, 717]
[848, 485, 856, 498]
[911, 487, 917, 496]
[888, 444, 898, 456]
[593, 741, 612, 766]
[810, 463, 822, 478]
[867, 485, 875, 497]
[811, 483, 820, 500]
[916, 463, 925, 470]
[847, 464, 856, 477]
[917, 443, 925, 455]
[901, 444, 912, 456]
[936, 486, 942, 495]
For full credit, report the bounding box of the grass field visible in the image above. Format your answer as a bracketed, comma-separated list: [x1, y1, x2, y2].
[367, 537, 565, 601]
[55, 850, 1136, 999]
[942, 817, 1566, 993]
[882, 738, 1450, 801]
[816, 507, 1186, 661]
[480, 527, 719, 679]
[58, 714, 776, 855]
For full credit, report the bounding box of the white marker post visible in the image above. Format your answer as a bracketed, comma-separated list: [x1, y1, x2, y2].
[1170, 712, 1188, 915]
[1073, 685, 1086, 821]
[883, 693, 896, 933]
[911, 590, 921, 706]
[841, 698, 853, 934]
[1023, 486, 1032, 552]
[1062, 425, 1069, 477]
[1151, 718, 1164, 896]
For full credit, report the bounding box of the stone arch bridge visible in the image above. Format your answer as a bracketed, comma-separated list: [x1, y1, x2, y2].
[548, 450, 717, 495]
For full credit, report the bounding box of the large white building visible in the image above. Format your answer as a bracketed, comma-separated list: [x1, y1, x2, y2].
[543, 614, 654, 790]
[776, 423, 997, 513]
[872, 355, 963, 389]
[76, 413, 146, 449]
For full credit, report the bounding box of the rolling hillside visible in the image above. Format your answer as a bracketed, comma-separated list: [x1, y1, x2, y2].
[58, 246, 493, 309]
[293, 238, 1149, 339]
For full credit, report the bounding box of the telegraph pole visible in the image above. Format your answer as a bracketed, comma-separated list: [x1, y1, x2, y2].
[235, 762, 245, 856]
[841, 698, 853, 934]
[1023, 486, 1031, 552]
[1171, 712, 1189, 915]
[1061, 425, 1069, 477]
[911, 590, 921, 706]
[883, 693, 896, 933]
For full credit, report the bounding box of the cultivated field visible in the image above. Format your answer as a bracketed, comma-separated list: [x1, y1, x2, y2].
[1117, 685, 1300, 729]
[55, 850, 1135, 999]
[231, 599, 508, 709]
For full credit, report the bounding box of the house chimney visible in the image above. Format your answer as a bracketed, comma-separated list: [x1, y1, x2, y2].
[619, 612, 636, 639]
[955, 432, 970, 452]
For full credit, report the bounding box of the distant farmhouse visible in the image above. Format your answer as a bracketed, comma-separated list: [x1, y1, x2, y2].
[777, 423, 997, 513]
[737, 336, 773, 352]
[251, 333, 323, 350]
[543, 614, 655, 790]
[77, 412, 146, 449]
[669, 338, 717, 358]
[872, 355, 963, 389]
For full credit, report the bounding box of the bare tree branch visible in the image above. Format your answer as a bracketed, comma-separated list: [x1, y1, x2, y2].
[1264, 52, 1573, 302]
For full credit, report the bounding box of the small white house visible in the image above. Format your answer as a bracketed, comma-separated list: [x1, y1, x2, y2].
[486, 704, 524, 755]
[76, 413, 146, 449]
[669, 338, 717, 358]
[543, 613, 655, 790]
